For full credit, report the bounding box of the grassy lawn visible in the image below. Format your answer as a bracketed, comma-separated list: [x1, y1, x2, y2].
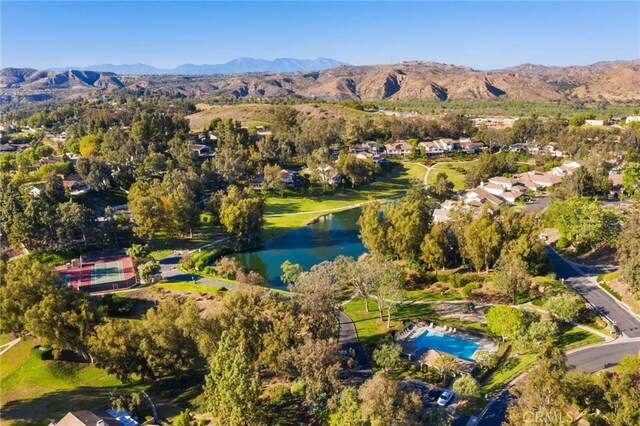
[149, 213, 227, 258]
[1, 334, 17, 346]
[263, 163, 425, 239]
[405, 289, 464, 302]
[343, 299, 436, 354]
[0, 339, 187, 425]
[156, 281, 225, 295]
[481, 324, 604, 394]
[426, 161, 477, 190]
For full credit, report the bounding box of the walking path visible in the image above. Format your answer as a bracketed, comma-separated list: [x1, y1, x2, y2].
[421, 159, 478, 188]
[0, 338, 21, 356]
[337, 310, 372, 381]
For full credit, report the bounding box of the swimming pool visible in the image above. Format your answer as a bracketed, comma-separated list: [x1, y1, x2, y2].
[412, 330, 479, 361]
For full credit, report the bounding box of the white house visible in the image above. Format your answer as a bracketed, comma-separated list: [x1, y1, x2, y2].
[585, 119, 608, 126]
[419, 141, 444, 155]
[384, 141, 413, 155]
[626, 116, 640, 123]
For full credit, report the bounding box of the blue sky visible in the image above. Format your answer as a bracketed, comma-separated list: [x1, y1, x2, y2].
[2, 1, 639, 70]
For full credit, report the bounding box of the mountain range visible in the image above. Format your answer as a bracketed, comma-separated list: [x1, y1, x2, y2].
[2, 59, 639, 106]
[49, 57, 347, 75]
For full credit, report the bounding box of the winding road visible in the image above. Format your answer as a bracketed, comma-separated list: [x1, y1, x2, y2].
[476, 248, 640, 426]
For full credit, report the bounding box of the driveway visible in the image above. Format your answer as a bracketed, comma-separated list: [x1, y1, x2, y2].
[337, 310, 372, 381]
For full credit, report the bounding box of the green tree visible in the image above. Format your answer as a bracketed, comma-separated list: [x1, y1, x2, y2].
[280, 260, 303, 286]
[373, 342, 402, 372]
[359, 373, 423, 426]
[76, 156, 111, 191]
[386, 196, 432, 260]
[486, 305, 527, 341]
[289, 262, 338, 339]
[452, 374, 482, 398]
[56, 201, 96, 245]
[622, 162, 640, 195]
[139, 298, 202, 377]
[429, 172, 454, 201]
[0, 258, 60, 333]
[507, 362, 568, 426]
[544, 293, 582, 323]
[172, 410, 197, 426]
[493, 251, 530, 304]
[88, 319, 149, 381]
[203, 330, 260, 426]
[138, 260, 160, 281]
[291, 337, 342, 410]
[332, 387, 365, 426]
[616, 205, 640, 292]
[358, 200, 390, 256]
[463, 213, 501, 272]
[24, 289, 100, 358]
[421, 232, 446, 272]
[219, 186, 265, 251]
[263, 163, 286, 195]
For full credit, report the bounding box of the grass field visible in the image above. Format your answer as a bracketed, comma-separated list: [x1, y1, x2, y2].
[263, 163, 425, 239]
[1, 340, 128, 425]
[156, 280, 226, 295]
[426, 161, 477, 190]
[0, 339, 187, 425]
[150, 213, 226, 259]
[480, 325, 604, 394]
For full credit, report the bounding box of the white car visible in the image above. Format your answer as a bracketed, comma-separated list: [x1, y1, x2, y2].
[437, 389, 454, 406]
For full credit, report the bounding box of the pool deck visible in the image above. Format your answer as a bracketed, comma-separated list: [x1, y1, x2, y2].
[396, 323, 498, 361]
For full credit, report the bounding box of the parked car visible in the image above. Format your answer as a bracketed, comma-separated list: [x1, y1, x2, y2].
[437, 389, 455, 406]
[426, 388, 443, 402]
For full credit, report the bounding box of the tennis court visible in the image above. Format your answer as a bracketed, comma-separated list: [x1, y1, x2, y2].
[91, 260, 126, 286]
[57, 252, 136, 293]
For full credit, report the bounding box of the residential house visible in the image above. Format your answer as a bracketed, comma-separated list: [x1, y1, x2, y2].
[584, 119, 608, 126]
[256, 126, 272, 138]
[27, 183, 46, 197]
[458, 139, 485, 154]
[626, 116, 640, 123]
[502, 187, 525, 204]
[49, 410, 137, 426]
[515, 171, 562, 188]
[384, 141, 414, 155]
[355, 152, 384, 163]
[62, 174, 89, 194]
[349, 141, 383, 154]
[250, 174, 264, 189]
[481, 182, 506, 197]
[281, 169, 298, 188]
[419, 141, 444, 155]
[464, 187, 505, 208]
[418, 349, 475, 375]
[487, 176, 520, 190]
[192, 144, 214, 157]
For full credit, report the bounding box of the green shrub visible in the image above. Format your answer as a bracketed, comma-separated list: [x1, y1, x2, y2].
[556, 237, 570, 249]
[31, 345, 53, 360]
[462, 282, 481, 298]
[267, 384, 291, 405]
[290, 379, 306, 398]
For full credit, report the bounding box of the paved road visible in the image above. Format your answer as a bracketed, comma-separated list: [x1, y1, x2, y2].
[476, 390, 516, 426]
[567, 340, 640, 373]
[337, 310, 372, 381]
[546, 246, 640, 338]
[158, 249, 239, 290]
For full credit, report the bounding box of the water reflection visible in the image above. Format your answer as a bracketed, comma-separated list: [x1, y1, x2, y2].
[234, 208, 367, 288]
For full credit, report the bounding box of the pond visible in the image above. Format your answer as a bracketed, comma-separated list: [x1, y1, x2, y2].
[234, 208, 367, 289]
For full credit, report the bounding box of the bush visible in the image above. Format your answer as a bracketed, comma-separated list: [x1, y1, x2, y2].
[462, 282, 481, 298]
[267, 384, 291, 405]
[214, 256, 243, 279]
[31, 345, 53, 360]
[556, 237, 570, 249]
[290, 379, 306, 398]
[237, 270, 266, 286]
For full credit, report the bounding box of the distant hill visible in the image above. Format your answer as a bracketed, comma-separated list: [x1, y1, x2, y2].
[2, 59, 639, 106]
[50, 57, 347, 75]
